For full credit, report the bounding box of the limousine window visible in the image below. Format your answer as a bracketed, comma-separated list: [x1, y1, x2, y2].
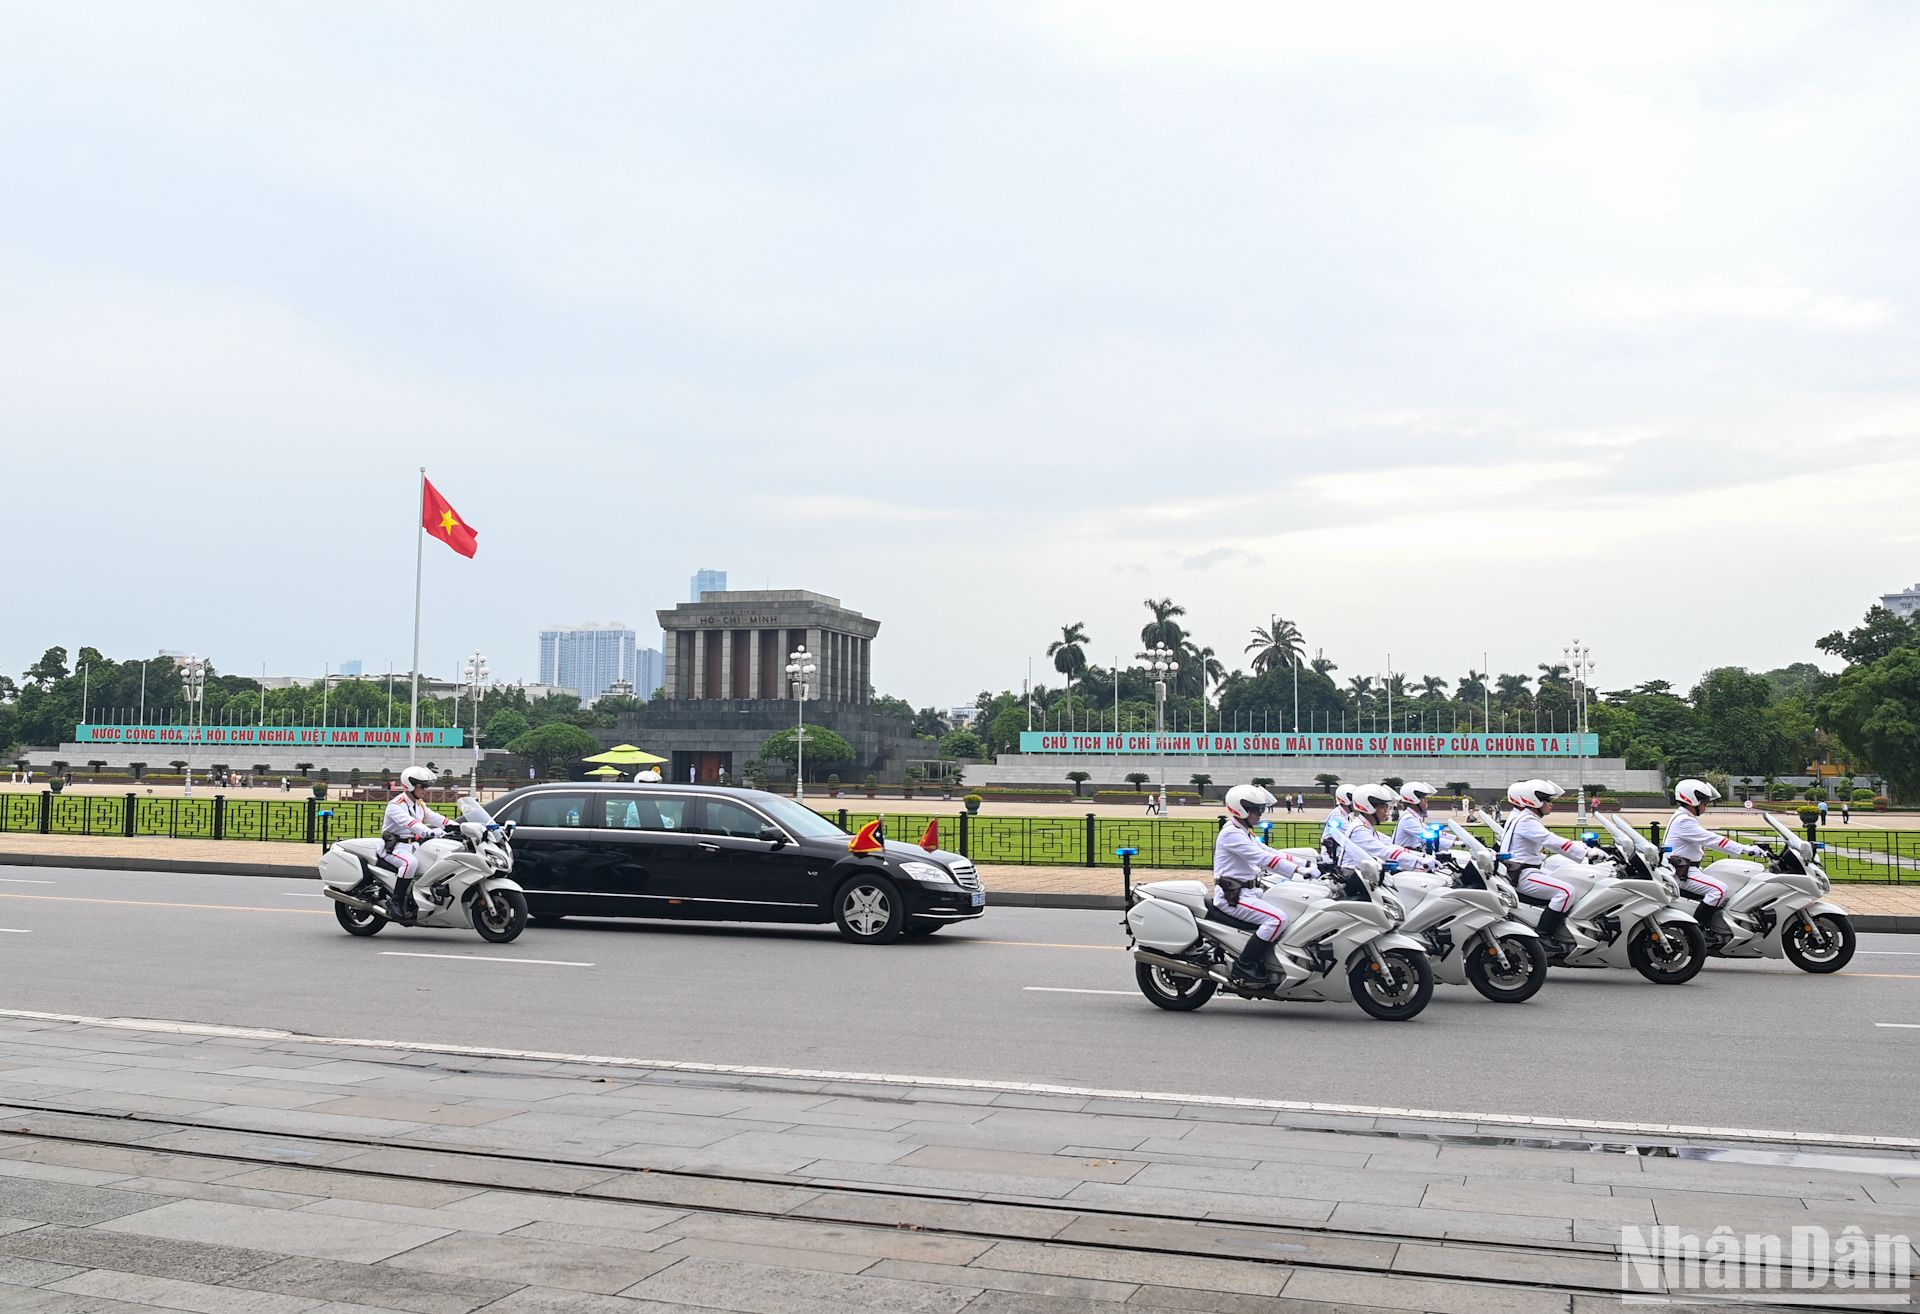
[501, 793, 588, 828]
[700, 798, 772, 839]
[604, 797, 688, 831]
[754, 794, 850, 840]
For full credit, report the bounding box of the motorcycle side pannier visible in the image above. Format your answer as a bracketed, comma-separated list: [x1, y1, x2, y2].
[1128, 898, 1200, 953]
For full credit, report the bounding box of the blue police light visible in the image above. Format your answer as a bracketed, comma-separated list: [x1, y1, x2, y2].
[316, 809, 334, 818]
[1116, 847, 1139, 857]
[1582, 832, 1598, 842]
[1814, 841, 1827, 851]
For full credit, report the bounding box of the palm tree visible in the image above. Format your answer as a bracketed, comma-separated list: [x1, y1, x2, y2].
[1047, 622, 1089, 721]
[1345, 675, 1376, 708]
[1456, 669, 1488, 704]
[1310, 654, 1338, 677]
[1140, 598, 1187, 651]
[1537, 662, 1570, 689]
[1187, 645, 1225, 701]
[1495, 672, 1531, 701]
[1244, 616, 1306, 675]
[1417, 674, 1448, 699]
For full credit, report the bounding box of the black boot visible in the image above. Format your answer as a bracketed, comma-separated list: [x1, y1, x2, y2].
[389, 877, 415, 921]
[1696, 902, 1727, 948]
[1535, 908, 1572, 960]
[1229, 936, 1276, 989]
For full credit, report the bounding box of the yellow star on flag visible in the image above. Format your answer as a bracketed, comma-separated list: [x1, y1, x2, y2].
[439, 510, 460, 532]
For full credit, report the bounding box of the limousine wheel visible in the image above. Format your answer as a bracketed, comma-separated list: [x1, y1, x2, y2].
[834, 875, 905, 944]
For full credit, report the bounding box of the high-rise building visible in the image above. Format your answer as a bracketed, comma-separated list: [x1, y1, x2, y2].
[537, 624, 638, 704]
[1880, 582, 1920, 620]
[337, 659, 364, 677]
[635, 647, 666, 698]
[691, 568, 728, 602]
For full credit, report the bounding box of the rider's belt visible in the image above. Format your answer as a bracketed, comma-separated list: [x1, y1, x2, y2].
[1670, 857, 1697, 879]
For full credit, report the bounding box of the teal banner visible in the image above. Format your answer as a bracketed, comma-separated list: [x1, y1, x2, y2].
[1019, 731, 1598, 757]
[75, 724, 465, 748]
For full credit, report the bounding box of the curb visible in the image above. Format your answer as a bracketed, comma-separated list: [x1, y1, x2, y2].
[2, 850, 1913, 930]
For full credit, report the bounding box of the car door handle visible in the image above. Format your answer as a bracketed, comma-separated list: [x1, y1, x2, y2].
[695, 842, 721, 854]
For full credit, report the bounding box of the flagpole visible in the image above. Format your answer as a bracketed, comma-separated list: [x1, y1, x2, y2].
[410, 466, 424, 767]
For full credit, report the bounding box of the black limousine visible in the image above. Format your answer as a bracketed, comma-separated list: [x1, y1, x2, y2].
[483, 783, 986, 943]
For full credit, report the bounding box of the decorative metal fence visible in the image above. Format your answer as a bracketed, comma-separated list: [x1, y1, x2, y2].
[2, 790, 1916, 881]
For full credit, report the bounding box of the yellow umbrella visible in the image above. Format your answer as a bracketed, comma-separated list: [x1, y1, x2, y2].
[584, 764, 625, 777]
[583, 744, 668, 766]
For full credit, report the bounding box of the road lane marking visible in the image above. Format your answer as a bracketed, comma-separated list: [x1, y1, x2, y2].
[1022, 986, 1133, 996]
[0, 893, 325, 916]
[1876, 1023, 1920, 1029]
[0, 928, 29, 934]
[379, 952, 594, 967]
[1849, 973, 1920, 981]
[0, 879, 54, 885]
[1859, 951, 1920, 955]
[0, 1006, 1909, 1152]
[977, 940, 1122, 952]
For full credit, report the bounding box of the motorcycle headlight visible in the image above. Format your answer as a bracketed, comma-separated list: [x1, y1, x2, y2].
[1378, 891, 1405, 924]
[1495, 881, 1518, 912]
[899, 861, 957, 886]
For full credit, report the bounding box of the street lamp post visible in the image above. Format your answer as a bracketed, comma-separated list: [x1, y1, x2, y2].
[1565, 640, 1596, 821]
[465, 650, 489, 797]
[1148, 643, 1179, 818]
[786, 647, 817, 801]
[178, 655, 206, 798]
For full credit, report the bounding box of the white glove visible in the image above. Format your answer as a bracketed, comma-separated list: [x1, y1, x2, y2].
[1744, 845, 1765, 858]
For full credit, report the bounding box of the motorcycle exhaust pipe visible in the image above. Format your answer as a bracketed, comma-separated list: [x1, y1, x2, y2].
[321, 887, 388, 916]
[1132, 947, 1233, 987]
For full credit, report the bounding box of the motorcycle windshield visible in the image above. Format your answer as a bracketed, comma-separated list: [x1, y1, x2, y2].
[1760, 811, 1800, 847]
[458, 799, 498, 828]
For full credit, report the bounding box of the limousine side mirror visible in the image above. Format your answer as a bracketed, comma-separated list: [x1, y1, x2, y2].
[757, 826, 787, 848]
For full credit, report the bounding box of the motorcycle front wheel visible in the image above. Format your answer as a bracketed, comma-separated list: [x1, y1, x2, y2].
[1135, 961, 1217, 1011]
[1783, 912, 1855, 974]
[472, 887, 529, 943]
[1629, 920, 1706, 983]
[1464, 933, 1548, 1003]
[1349, 948, 1433, 1020]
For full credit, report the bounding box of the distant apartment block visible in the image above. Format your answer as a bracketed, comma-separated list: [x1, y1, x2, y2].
[538, 624, 638, 704]
[691, 568, 728, 602]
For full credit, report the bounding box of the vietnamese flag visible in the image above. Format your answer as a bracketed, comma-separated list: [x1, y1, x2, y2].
[919, 819, 940, 852]
[422, 478, 478, 558]
[849, 818, 885, 854]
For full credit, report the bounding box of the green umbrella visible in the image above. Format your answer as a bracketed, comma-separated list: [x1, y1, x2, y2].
[585, 764, 625, 777]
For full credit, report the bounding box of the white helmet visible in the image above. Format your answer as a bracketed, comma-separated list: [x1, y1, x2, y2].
[398, 766, 435, 795]
[1674, 778, 1721, 810]
[1399, 781, 1436, 807]
[1333, 783, 1357, 809]
[1224, 783, 1277, 823]
[1507, 778, 1562, 811]
[1351, 783, 1397, 821]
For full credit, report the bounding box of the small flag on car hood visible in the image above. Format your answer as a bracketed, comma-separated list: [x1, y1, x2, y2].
[849, 818, 885, 854]
[919, 819, 939, 852]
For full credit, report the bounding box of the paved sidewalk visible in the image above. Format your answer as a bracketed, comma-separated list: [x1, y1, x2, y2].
[0, 1013, 1912, 1311]
[5, 833, 1919, 928]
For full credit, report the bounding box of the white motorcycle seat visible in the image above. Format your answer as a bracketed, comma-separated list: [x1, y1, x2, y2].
[1136, 879, 1209, 913]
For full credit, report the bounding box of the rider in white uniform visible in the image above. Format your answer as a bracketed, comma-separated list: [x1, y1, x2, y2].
[1334, 783, 1437, 874]
[382, 766, 450, 919]
[1499, 779, 1591, 958]
[1391, 781, 1440, 851]
[1666, 778, 1763, 945]
[1321, 783, 1358, 857]
[1213, 785, 1316, 989]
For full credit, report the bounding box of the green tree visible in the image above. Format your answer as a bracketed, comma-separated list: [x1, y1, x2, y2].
[758, 726, 855, 779]
[26, 647, 69, 690]
[939, 728, 986, 759]
[1817, 605, 1919, 665]
[1313, 772, 1340, 793]
[1066, 770, 1091, 796]
[1139, 598, 1187, 651]
[1822, 647, 1920, 802]
[1244, 617, 1306, 675]
[988, 705, 1027, 755]
[1219, 664, 1344, 731]
[506, 723, 599, 778]
[484, 708, 530, 745]
[1047, 622, 1090, 720]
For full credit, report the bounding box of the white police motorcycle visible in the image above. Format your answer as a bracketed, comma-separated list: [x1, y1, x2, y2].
[1125, 858, 1434, 1021]
[1376, 820, 1549, 1003]
[318, 799, 528, 943]
[1593, 810, 1855, 973]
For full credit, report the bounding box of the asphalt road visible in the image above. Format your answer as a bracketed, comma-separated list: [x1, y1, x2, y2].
[1, 866, 1914, 1137]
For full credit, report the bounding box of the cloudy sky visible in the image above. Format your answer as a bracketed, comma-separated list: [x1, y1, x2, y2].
[4, 1, 1916, 707]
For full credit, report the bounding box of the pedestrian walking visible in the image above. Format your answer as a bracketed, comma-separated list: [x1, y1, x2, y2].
[1819, 798, 1830, 824]
[1842, 801, 1851, 825]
